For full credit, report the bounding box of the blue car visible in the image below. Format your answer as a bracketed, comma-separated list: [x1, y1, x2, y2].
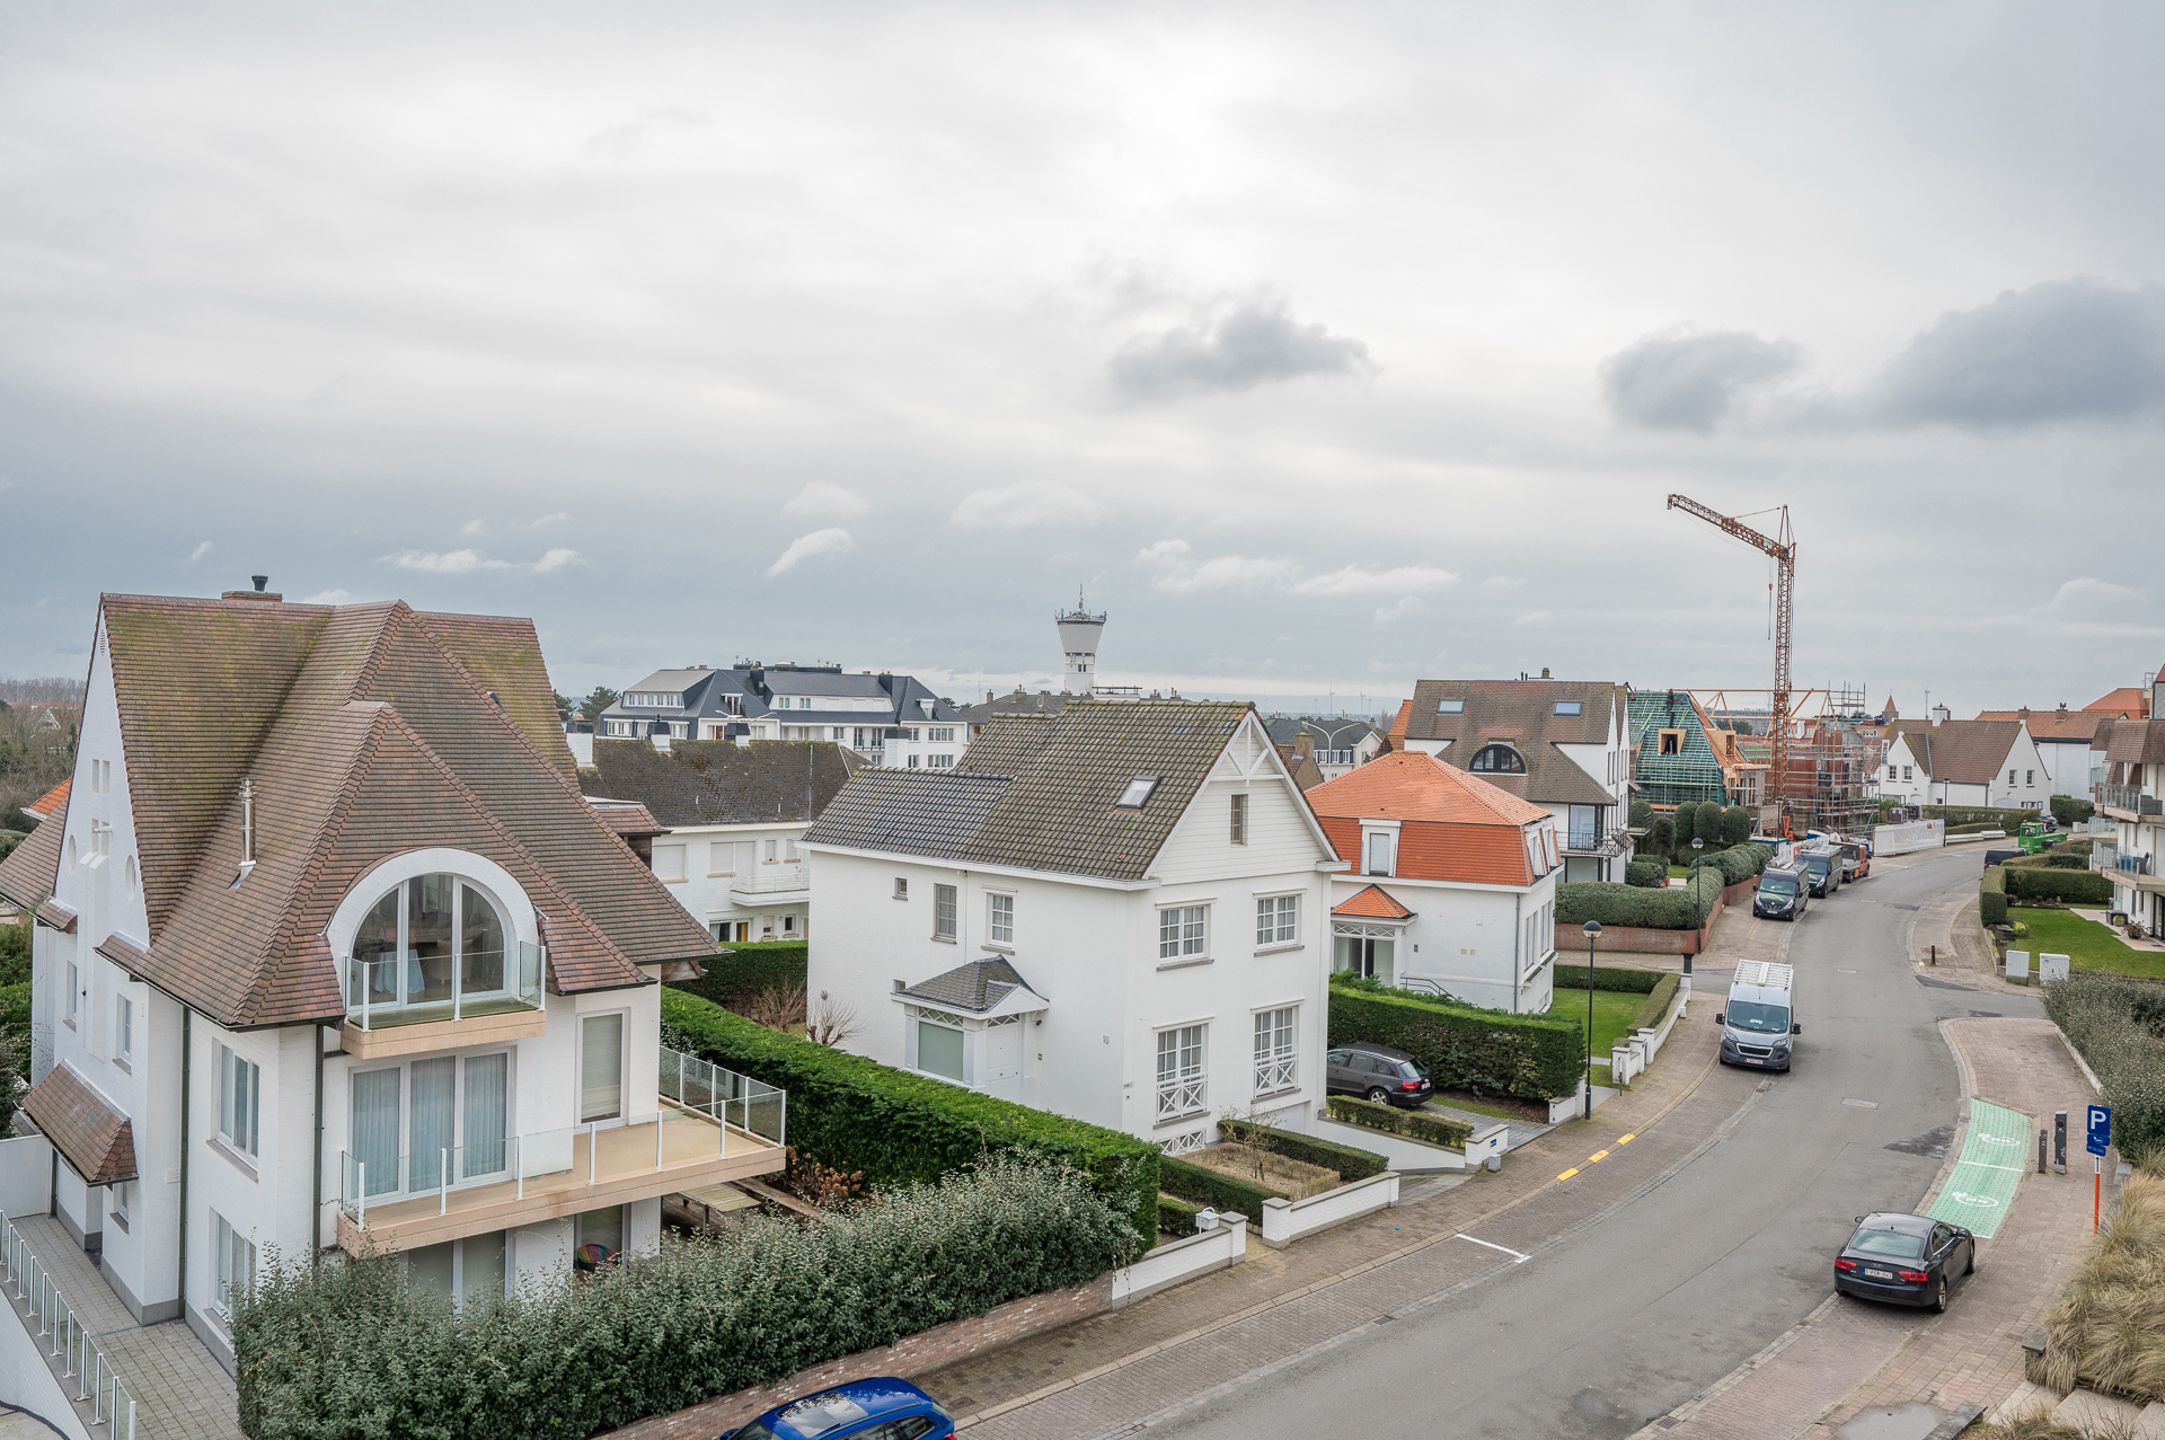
[722, 1378, 954, 1440]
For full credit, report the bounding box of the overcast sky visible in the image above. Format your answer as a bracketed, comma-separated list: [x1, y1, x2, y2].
[4, 2, 2163, 718]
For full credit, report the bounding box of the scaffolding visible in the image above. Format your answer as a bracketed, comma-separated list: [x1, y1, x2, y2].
[1693, 688, 1880, 841]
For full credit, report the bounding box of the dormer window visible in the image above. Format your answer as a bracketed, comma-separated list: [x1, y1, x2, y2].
[1117, 775, 1161, 808]
[1435, 699, 1465, 715]
[1469, 744, 1526, 774]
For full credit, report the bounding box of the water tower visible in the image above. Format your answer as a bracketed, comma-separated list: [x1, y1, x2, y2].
[1055, 591, 1107, 695]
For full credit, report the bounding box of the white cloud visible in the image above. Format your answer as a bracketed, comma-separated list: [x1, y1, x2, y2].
[764, 527, 855, 578]
[951, 480, 1107, 531]
[380, 546, 580, 575]
[301, 588, 355, 604]
[1293, 564, 1457, 597]
[1480, 576, 1528, 593]
[783, 482, 869, 520]
[188, 540, 212, 563]
[2043, 577, 2140, 614]
[531, 512, 570, 528]
[1374, 595, 1426, 624]
[1511, 610, 1552, 627]
[1135, 538, 1299, 594]
[459, 518, 486, 537]
[531, 547, 584, 574]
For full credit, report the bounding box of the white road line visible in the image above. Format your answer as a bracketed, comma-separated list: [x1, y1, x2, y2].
[1455, 1233, 1531, 1263]
[1965, 1161, 2029, 1172]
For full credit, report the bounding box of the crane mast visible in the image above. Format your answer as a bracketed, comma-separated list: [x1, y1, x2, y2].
[1666, 494, 1796, 823]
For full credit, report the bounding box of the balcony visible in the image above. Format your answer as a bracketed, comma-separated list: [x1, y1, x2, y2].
[336, 1048, 785, 1255]
[2095, 783, 2165, 821]
[729, 865, 810, 908]
[1562, 827, 1629, 858]
[342, 943, 547, 1059]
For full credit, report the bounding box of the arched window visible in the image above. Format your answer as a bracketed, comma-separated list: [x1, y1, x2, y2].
[1469, 744, 1526, 774]
[350, 875, 510, 1014]
[125, 856, 138, 894]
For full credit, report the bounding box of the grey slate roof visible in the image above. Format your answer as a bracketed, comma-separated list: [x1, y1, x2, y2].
[898, 955, 1042, 1012]
[959, 689, 1076, 725]
[599, 663, 961, 731]
[1401, 678, 1620, 808]
[804, 699, 1255, 881]
[1264, 715, 1380, 748]
[582, 739, 859, 829]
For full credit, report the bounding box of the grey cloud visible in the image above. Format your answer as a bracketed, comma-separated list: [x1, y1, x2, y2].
[1599, 330, 1802, 431]
[1868, 279, 2165, 428]
[1108, 301, 1375, 403]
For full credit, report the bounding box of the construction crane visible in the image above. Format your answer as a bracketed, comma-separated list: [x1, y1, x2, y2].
[1667, 494, 1796, 824]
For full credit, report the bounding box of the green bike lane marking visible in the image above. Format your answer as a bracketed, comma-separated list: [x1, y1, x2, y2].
[1927, 1098, 2029, 1239]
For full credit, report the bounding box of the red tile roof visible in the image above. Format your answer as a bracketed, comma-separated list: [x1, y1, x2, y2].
[1307, 750, 1553, 887]
[22, 1064, 136, 1185]
[22, 779, 69, 823]
[2086, 687, 2150, 720]
[0, 794, 66, 915]
[1332, 884, 1414, 920]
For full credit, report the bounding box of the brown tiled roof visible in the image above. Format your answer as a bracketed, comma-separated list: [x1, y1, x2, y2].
[0, 794, 66, 914]
[2104, 719, 2165, 768]
[1394, 679, 1618, 807]
[89, 594, 716, 1028]
[22, 1064, 137, 1185]
[589, 800, 665, 838]
[1885, 719, 2024, 785]
[1309, 751, 1551, 888]
[1273, 743, 1325, 792]
[1974, 709, 2110, 743]
[581, 739, 856, 829]
[807, 700, 1266, 882]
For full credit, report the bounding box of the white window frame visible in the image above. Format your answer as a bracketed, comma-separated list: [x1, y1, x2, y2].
[1363, 830, 1396, 878]
[1253, 1006, 1298, 1097]
[1254, 893, 1300, 949]
[110, 1179, 131, 1227]
[933, 883, 958, 942]
[913, 1016, 966, 1083]
[652, 843, 687, 883]
[1158, 903, 1209, 963]
[64, 959, 79, 1025]
[893, 877, 909, 900]
[211, 1210, 255, 1324]
[216, 1043, 261, 1158]
[114, 993, 133, 1065]
[987, 891, 1015, 947]
[578, 1011, 627, 1125]
[1155, 1023, 1208, 1122]
[1230, 792, 1249, 846]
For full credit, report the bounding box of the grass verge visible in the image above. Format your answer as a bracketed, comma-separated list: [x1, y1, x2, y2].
[2012, 906, 2165, 981]
[1549, 985, 1642, 1073]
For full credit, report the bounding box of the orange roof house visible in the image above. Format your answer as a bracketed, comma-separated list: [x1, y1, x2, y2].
[2085, 687, 2150, 720]
[21, 778, 69, 823]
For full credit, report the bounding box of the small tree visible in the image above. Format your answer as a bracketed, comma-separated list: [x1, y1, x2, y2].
[1718, 805, 1753, 845]
[1628, 800, 1653, 831]
[578, 686, 620, 725]
[805, 997, 860, 1048]
[1647, 813, 1675, 854]
[1691, 801, 1724, 847]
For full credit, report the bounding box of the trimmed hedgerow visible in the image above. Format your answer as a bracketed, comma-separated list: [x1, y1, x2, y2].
[1157, 1193, 1204, 1238]
[1325, 1095, 1474, 1148]
[2044, 972, 2165, 1167]
[1625, 859, 1668, 889]
[1980, 864, 2010, 927]
[1556, 883, 1699, 930]
[1550, 962, 1664, 993]
[1216, 1117, 1386, 1182]
[233, 1156, 1134, 1440]
[1157, 1156, 1290, 1222]
[661, 989, 1160, 1247]
[1327, 974, 1582, 1100]
[2050, 795, 2096, 829]
[666, 940, 809, 1012]
[2003, 867, 2114, 905]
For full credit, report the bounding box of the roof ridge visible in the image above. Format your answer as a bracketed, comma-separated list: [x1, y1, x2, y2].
[339, 600, 415, 704]
[408, 611, 595, 795]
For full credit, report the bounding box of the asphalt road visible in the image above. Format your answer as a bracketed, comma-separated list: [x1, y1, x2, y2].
[1148, 847, 2041, 1440]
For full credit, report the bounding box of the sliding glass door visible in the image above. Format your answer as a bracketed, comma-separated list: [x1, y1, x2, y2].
[350, 1051, 512, 1200]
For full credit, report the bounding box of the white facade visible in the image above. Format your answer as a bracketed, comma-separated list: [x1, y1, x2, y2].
[1399, 705, 1633, 883]
[2036, 737, 2109, 801]
[651, 821, 811, 942]
[804, 715, 1340, 1149]
[1879, 725, 2054, 810]
[1330, 872, 1558, 1014]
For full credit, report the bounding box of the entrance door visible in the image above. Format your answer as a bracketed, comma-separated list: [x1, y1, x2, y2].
[981, 1023, 1024, 1100]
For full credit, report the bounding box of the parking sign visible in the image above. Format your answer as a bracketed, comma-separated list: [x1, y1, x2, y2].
[2087, 1104, 2112, 1157]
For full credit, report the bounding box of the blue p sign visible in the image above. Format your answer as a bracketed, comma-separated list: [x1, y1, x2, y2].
[2087, 1105, 2111, 1158]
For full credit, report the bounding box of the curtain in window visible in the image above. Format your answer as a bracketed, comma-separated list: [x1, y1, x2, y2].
[351, 1069, 402, 1198]
[581, 1014, 624, 1123]
[461, 884, 506, 995]
[463, 1053, 508, 1178]
[408, 875, 455, 1004]
[409, 1057, 456, 1190]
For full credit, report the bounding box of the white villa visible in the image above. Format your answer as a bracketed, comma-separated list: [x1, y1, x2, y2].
[1880, 718, 2052, 810]
[596, 662, 964, 771]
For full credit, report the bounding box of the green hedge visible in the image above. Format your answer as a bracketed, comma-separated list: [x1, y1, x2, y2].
[1980, 864, 2009, 927]
[1327, 975, 1582, 1100]
[1624, 859, 1668, 889]
[234, 1157, 1133, 1440]
[1551, 962, 1665, 993]
[1157, 1193, 1204, 1237]
[1325, 1095, 1474, 1148]
[661, 989, 1161, 1247]
[2051, 796, 2096, 828]
[1556, 883, 1699, 929]
[2045, 974, 2165, 1166]
[1629, 973, 1683, 1032]
[2004, 868, 2114, 904]
[1884, 800, 2046, 829]
[1216, 1117, 1386, 1182]
[1159, 1155, 1287, 1222]
[666, 940, 809, 1012]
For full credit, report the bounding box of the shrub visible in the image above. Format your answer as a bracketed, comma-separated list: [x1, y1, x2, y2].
[666, 941, 808, 1014]
[0, 921, 27, 985]
[2050, 795, 2096, 828]
[234, 1156, 1133, 1440]
[1157, 1193, 1204, 1237]
[1629, 974, 1683, 1032]
[661, 989, 1161, 1246]
[1646, 813, 1675, 852]
[2003, 868, 2114, 905]
[1216, 1117, 1386, 1181]
[2045, 974, 2165, 1168]
[1718, 805, 1754, 845]
[1324, 1095, 1473, 1148]
[1556, 883, 1700, 930]
[1624, 859, 1668, 889]
[1690, 801, 1725, 847]
[1327, 975, 1582, 1100]
[1628, 800, 1653, 831]
[1550, 963, 1664, 993]
[1980, 864, 2009, 927]
[1158, 1155, 1287, 1221]
[2031, 1168, 2165, 1402]
[1701, 843, 1770, 886]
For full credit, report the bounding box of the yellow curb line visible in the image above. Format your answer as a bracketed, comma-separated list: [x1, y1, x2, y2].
[1589, 1150, 1610, 1163]
[1557, 1168, 1580, 1181]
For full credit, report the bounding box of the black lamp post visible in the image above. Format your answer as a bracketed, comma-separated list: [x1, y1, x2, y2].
[1582, 920, 1601, 1119]
[1690, 835, 1705, 885]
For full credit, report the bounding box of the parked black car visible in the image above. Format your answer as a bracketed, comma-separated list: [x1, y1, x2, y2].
[1833, 1212, 1976, 1312]
[1799, 845, 1843, 898]
[1324, 1043, 1434, 1107]
[1752, 867, 1808, 921]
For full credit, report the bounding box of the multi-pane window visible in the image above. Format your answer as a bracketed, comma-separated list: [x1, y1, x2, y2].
[1255, 894, 1299, 947]
[1155, 1024, 1207, 1121]
[928, 754, 956, 769]
[217, 1043, 261, 1157]
[893, 877, 909, 900]
[928, 727, 956, 743]
[115, 994, 133, 1062]
[212, 1211, 255, 1321]
[1230, 793, 1249, 846]
[933, 884, 957, 941]
[988, 892, 1015, 946]
[1253, 1007, 1297, 1095]
[1159, 904, 1208, 961]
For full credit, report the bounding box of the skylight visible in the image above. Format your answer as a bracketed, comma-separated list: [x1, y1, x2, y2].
[1436, 699, 1465, 714]
[1554, 700, 1583, 716]
[1117, 774, 1161, 808]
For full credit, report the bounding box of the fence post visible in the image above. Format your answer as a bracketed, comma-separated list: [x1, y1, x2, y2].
[440, 1149, 449, 1216]
[515, 1136, 525, 1200]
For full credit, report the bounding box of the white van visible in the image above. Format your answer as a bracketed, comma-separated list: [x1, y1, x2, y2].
[1719, 960, 1800, 1072]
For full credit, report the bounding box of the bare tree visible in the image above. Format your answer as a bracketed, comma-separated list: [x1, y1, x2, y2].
[804, 997, 860, 1048]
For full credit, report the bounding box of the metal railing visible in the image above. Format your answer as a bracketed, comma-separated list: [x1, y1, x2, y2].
[343, 941, 544, 1030]
[659, 1047, 787, 1146]
[2096, 783, 2165, 817]
[1, 1211, 140, 1438]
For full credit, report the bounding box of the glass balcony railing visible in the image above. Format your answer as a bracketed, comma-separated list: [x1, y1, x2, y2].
[2096, 783, 2165, 817]
[344, 942, 544, 1030]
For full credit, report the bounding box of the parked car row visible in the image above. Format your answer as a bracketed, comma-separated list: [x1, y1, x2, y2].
[1752, 835, 1873, 921]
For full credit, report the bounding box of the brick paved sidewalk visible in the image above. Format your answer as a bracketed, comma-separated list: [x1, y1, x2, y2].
[1639, 1017, 2101, 1440]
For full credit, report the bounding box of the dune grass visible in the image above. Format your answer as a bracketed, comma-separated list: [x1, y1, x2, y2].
[2031, 1169, 2165, 1404]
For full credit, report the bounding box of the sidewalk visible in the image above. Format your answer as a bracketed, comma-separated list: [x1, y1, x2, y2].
[1637, 1017, 2103, 1440]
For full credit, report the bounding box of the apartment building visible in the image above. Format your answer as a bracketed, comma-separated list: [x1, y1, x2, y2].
[597, 663, 963, 770]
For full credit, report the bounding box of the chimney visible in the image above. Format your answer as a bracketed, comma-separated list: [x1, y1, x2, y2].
[1294, 732, 1316, 762]
[222, 574, 282, 602]
[1931, 703, 1951, 725]
[1540, 666, 1552, 679]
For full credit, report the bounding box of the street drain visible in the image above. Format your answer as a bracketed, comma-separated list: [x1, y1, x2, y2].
[1886, 1125, 1953, 1158]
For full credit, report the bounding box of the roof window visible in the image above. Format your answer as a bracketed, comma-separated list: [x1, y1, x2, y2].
[1469, 744, 1526, 774]
[1553, 700, 1582, 716]
[1435, 699, 1465, 714]
[1116, 775, 1161, 808]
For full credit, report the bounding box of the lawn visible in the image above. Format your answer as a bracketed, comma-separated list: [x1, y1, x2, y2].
[2010, 906, 2165, 981]
[1549, 984, 1645, 1073]
[1667, 864, 1692, 880]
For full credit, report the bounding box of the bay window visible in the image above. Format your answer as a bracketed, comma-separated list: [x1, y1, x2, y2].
[346, 874, 516, 1023]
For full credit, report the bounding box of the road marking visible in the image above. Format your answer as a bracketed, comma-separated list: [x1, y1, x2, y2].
[1928, 1098, 2029, 1239]
[1616, 1133, 1636, 1145]
[1454, 1233, 1532, 1263]
[1557, 1167, 1580, 1181]
[1588, 1149, 1610, 1163]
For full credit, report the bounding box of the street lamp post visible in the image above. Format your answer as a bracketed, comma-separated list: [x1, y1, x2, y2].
[1582, 920, 1601, 1120]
